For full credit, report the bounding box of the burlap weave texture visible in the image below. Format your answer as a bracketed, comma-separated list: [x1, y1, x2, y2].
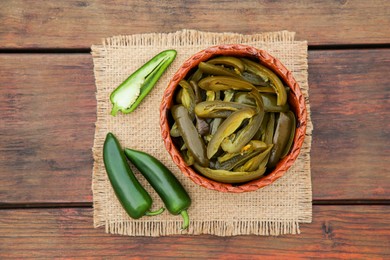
[91, 30, 312, 236]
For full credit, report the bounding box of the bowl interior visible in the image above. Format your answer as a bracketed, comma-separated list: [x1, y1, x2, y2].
[160, 44, 307, 193]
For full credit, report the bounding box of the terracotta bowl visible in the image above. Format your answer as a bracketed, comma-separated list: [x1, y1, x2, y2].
[160, 44, 307, 193]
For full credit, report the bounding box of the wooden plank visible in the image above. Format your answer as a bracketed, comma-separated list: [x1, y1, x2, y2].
[309, 49, 390, 200]
[0, 54, 96, 203]
[0, 0, 389, 48]
[0, 49, 389, 204]
[0, 206, 389, 258]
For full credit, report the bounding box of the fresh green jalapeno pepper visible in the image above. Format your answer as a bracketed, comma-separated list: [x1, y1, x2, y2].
[193, 162, 267, 184]
[124, 148, 192, 230]
[110, 50, 176, 116]
[241, 58, 287, 106]
[103, 133, 164, 219]
[171, 105, 209, 166]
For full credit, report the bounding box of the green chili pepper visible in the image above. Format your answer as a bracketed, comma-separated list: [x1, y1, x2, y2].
[253, 112, 270, 140]
[207, 107, 257, 159]
[193, 163, 267, 184]
[217, 140, 267, 163]
[110, 50, 176, 116]
[198, 76, 255, 91]
[195, 100, 253, 118]
[264, 113, 275, 144]
[170, 122, 181, 137]
[221, 112, 264, 153]
[234, 92, 289, 112]
[171, 105, 209, 166]
[190, 81, 210, 136]
[215, 148, 262, 171]
[207, 56, 245, 73]
[234, 144, 273, 172]
[280, 111, 296, 158]
[241, 71, 268, 86]
[267, 112, 294, 168]
[178, 80, 196, 119]
[188, 68, 203, 83]
[241, 58, 287, 106]
[103, 133, 164, 219]
[124, 148, 192, 230]
[198, 62, 241, 78]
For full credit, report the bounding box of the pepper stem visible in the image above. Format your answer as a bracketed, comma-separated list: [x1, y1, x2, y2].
[180, 210, 190, 230]
[145, 207, 165, 216]
[111, 104, 120, 116]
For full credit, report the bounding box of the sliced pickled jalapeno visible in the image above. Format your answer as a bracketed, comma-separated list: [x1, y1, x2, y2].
[169, 55, 296, 184]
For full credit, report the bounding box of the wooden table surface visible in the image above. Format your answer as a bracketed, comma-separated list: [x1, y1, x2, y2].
[1, 1, 389, 258]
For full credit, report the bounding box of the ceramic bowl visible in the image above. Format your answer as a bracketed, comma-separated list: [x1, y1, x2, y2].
[160, 44, 307, 193]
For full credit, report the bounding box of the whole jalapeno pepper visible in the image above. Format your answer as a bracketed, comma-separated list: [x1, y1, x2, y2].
[103, 133, 164, 219]
[124, 148, 192, 230]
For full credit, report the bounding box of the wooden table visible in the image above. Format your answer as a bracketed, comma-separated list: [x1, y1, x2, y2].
[1, 1, 389, 258]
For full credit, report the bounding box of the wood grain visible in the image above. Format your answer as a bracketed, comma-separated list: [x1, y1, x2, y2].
[0, 0, 389, 48]
[0, 54, 96, 203]
[0, 206, 389, 258]
[309, 49, 390, 200]
[0, 49, 389, 204]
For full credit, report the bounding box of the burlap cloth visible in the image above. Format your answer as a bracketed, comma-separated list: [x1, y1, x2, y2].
[91, 30, 313, 236]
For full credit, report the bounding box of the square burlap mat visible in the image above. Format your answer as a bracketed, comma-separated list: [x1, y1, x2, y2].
[91, 30, 313, 236]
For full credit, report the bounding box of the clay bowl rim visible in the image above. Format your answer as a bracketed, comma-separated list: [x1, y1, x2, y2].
[159, 44, 307, 193]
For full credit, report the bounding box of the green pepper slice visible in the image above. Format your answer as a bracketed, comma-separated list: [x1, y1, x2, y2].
[110, 50, 176, 116]
[178, 80, 196, 119]
[264, 113, 275, 144]
[267, 112, 294, 168]
[280, 111, 296, 158]
[198, 76, 255, 91]
[234, 144, 273, 172]
[207, 107, 257, 159]
[221, 112, 264, 153]
[198, 62, 241, 78]
[241, 58, 287, 106]
[193, 163, 267, 184]
[171, 105, 209, 167]
[207, 56, 245, 73]
[234, 92, 289, 112]
[195, 100, 254, 118]
[214, 148, 262, 171]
